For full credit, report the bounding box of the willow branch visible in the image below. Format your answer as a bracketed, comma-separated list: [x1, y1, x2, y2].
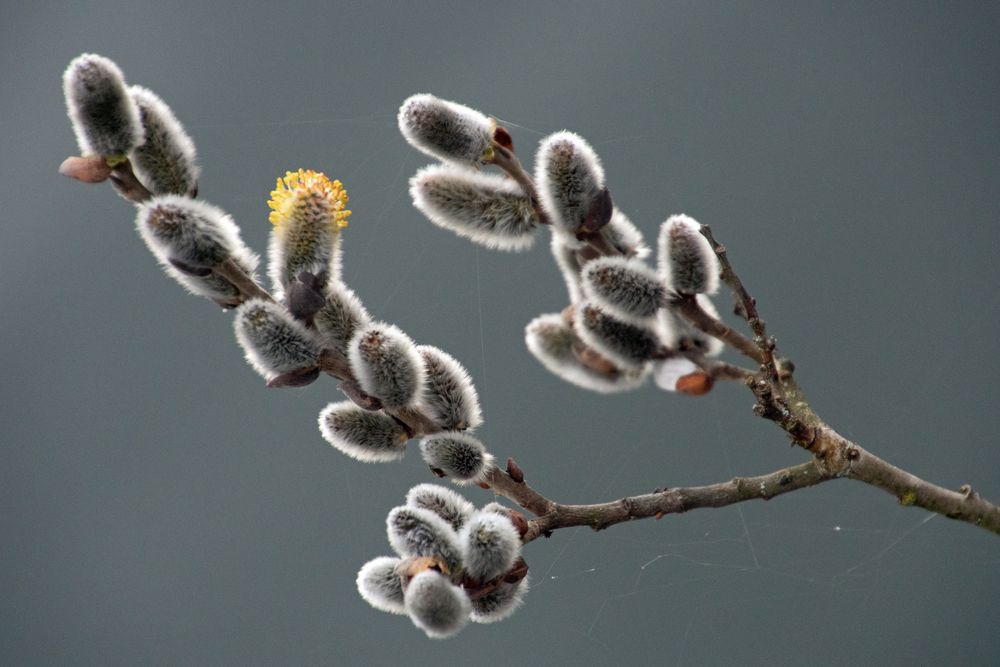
[765, 405, 1000, 534]
[482, 464, 556, 519]
[698, 225, 780, 380]
[672, 294, 764, 364]
[680, 351, 755, 383]
[504, 459, 831, 543]
[845, 446, 1000, 533]
[689, 227, 1000, 536]
[478, 427, 1000, 540]
[487, 142, 543, 221]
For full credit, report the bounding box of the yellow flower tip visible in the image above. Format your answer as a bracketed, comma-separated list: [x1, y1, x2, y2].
[104, 153, 129, 167]
[267, 168, 351, 230]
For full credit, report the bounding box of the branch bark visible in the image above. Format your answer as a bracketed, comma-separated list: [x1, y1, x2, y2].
[474, 430, 1000, 541]
[521, 459, 829, 542]
[699, 225, 782, 381]
[672, 294, 763, 364]
[846, 446, 1000, 533]
[108, 159, 154, 203]
[491, 459, 834, 543]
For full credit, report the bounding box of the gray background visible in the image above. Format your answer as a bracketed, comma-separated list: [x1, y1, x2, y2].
[3, 1, 998, 665]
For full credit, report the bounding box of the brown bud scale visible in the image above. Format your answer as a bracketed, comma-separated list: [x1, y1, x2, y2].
[675, 372, 714, 396]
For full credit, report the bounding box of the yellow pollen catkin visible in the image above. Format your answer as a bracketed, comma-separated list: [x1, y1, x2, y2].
[267, 168, 351, 229]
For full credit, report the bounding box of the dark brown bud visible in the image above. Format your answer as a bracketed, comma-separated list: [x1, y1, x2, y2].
[337, 378, 383, 411]
[493, 125, 514, 152]
[581, 186, 613, 233]
[506, 457, 524, 484]
[504, 509, 529, 538]
[503, 556, 529, 584]
[286, 271, 327, 323]
[266, 365, 321, 388]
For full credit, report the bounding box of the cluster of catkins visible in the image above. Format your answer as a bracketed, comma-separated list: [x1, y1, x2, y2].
[358, 484, 530, 638]
[62, 55, 497, 488]
[62, 54, 200, 197]
[63, 56, 513, 636]
[398, 94, 724, 395]
[62, 53, 245, 306]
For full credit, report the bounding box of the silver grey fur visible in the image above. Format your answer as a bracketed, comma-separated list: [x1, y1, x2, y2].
[410, 164, 538, 251]
[136, 196, 259, 304]
[140, 196, 234, 269]
[417, 346, 483, 431]
[535, 131, 604, 241]
[603, 208, 650, 258]
[469, 576, 529, 624]
[398, 94, 493, 165]
[403, 570, 471, 639]
[524, 313, 649, 393]
[419, 432, 492, 484]
[234, 300, 320, 377]
[63, 54, 143, 156]
[313, 282, 371, 353]
[349, 323, 425, 410]
[582, 257, 667, 321]
[405, 484, 475, 532]
[318, 401, 409, 463]
[129, 86, 199, 196]
[550, 235, 585, 303]
[459, 511, 520, 583]
[356, 556, 406, 615]
[575, 302, 664, 370]
[386, 506, 463, 573]
[658, 215, 719, 295]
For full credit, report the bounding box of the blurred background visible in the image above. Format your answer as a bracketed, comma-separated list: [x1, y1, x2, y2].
[2, 1, 998, 664]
